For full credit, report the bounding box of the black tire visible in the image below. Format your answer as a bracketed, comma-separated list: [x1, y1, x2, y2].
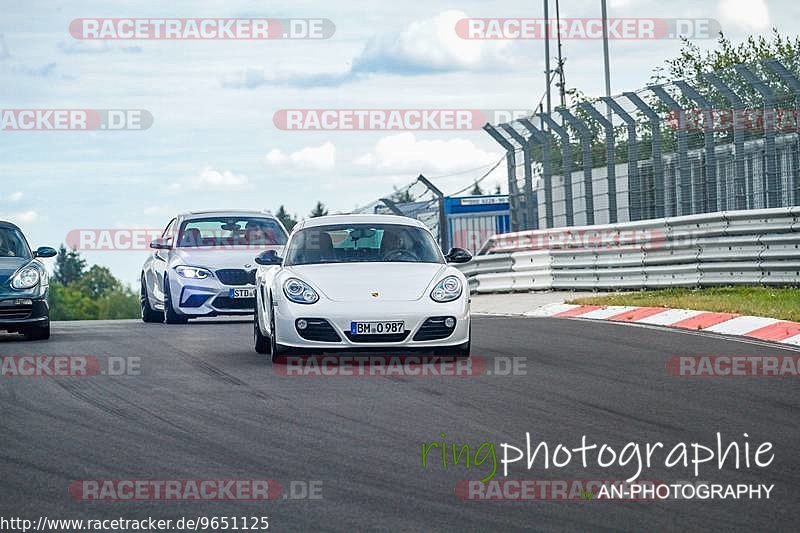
[269, 302, 294, 364]
[23, 323, 50, 341]
[164, 275, 189, 325]
[141, 276, 165, 323]
[254, 312, 270, 355]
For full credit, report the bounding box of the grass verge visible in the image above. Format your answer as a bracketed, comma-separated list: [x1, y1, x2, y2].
[568, 286, 800, 322]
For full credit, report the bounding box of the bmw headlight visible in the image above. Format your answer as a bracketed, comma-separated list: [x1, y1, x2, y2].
[430, 275, 462, 303]
[175, 265, 212, 280]
[283, 278, 319, 304]
[11, 266, 41, 290]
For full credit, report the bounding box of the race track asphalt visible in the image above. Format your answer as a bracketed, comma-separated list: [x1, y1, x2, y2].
[1, 316, 798, 532]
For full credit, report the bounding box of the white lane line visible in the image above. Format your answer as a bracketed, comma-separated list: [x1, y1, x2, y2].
[704, 316, 780, 335]
[524, 303, 579, 317]
[579, 306, 637, 320]
[636, 308, 705, 326]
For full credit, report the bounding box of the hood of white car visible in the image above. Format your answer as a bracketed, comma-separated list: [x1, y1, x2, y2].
[286, 262, 448, 302]
[173, 246, 283, 270]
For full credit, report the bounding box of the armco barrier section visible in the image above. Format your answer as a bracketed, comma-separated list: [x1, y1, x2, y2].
[455, 208, 800, 293]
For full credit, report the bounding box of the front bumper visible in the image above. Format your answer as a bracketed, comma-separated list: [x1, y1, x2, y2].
[169, 274, 255, 317]
[0, 295, 49, 331]
[271, 295, 470, 349]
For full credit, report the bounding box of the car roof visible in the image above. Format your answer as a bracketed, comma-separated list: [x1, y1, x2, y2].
[179, 210, 276, 220]
[0, 220, 22, 231]
[296, 214, 428, 230]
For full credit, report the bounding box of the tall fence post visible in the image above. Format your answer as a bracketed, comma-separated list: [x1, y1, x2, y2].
[704, 72, 748, 210]
[625, 92, 664, 219]
[674, 80, 719, 212]
[539, 113, 575, 226]
[735, 64, 779, 208]
[557, 108, 595, 224]
[764, 59, 800, 207]
[602, 96, 641, 221]
[578, 101, 618, 223]
[483, 124, 521, 231]
[500, 123, 536, 229]
[520, 118, 553, 228]
[650, 85, 692, 215]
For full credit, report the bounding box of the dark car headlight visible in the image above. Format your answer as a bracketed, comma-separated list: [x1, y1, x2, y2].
[11, 266, 41, 290]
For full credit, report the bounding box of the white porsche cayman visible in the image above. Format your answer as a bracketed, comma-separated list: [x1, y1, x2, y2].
[253, 214, 472, 361]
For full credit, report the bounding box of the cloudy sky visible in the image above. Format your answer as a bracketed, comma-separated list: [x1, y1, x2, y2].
[0, 0, 791, 284]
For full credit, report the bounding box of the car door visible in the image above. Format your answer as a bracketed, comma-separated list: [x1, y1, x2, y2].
[150, 217, 177, 300]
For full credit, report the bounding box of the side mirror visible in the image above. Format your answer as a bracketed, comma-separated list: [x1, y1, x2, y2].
[149, 238, 172, 250]
[255, 249, 283, 266]
[33, 246, 57, 258]
[445, 247, 472, 264]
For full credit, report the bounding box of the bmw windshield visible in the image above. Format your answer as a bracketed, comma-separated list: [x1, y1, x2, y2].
[177, 217, 287, 248]
[285, 224, 444, 265]
[0, 227, 32, 259]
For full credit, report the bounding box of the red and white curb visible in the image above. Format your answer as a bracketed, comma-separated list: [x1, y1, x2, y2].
[527, 304, 800, 347]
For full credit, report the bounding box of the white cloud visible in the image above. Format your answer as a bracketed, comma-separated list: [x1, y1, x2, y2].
[166, 167, 250, 193]
[353, 10, 513, 75]
[223, 10, 514, 88]
[354, 132, 500, 175]
[2, 191, 24, 202]
[717, 0, 770, 31]
[265, 142, 336, 172]
[1, 210, 38, 224]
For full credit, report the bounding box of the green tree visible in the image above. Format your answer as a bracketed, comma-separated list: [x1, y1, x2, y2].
[275, 205, 298, 231]
[53, 245, 86, 285]
[494, 183, 501, 195]
[470, 181, 484, 195]
[47, 247, 140, 321]
[391, 186, 415, 203]
[77, 265, 121, 299]
[309, 201, 328, 218]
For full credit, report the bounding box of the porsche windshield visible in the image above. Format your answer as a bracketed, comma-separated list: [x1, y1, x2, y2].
[0, 227, 31, 258]
[285, 224, 443, 265]
[177, 217, 288, 248]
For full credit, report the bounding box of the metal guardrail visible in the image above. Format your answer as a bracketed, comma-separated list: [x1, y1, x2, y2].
[456, 208, 800, 292]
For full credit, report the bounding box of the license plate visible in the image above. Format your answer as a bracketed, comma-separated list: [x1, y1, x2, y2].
[350, 321, 405, 335]
[229, 288, 256, 299]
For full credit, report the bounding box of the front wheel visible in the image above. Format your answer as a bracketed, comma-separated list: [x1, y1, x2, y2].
[141, 276, 165, 323]
[23, 323, 50, 341]
[164, 275, 189, 325]
[254, 313, 271, 355]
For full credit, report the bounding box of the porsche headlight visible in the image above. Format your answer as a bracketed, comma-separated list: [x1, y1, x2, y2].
[11, 266, 41, 290]
[430, 275, 462, 303]
[283, 278, 319, 304]
[175, 265, 212, 280]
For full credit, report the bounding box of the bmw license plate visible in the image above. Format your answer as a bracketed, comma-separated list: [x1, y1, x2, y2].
[229, 288, 256, 299]
[350, 321, 404, 335]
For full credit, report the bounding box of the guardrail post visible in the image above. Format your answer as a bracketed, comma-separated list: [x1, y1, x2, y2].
[625, 92, 665, 219]
[519, 118, 553, 228]
[501, 124, 537, 230]
[734, 64, 780, 209]
[704, 72, 748, 210]
[539, 113, 575, 226]
[674, 80, 719, 212]
[483, 124, 521, 231]
[578, 101, 618, 223]
[602, 96, 641, 221]
[558, 108, 595, 225]
[650, 85, 692, 216]
[764, 59, 800, 207]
